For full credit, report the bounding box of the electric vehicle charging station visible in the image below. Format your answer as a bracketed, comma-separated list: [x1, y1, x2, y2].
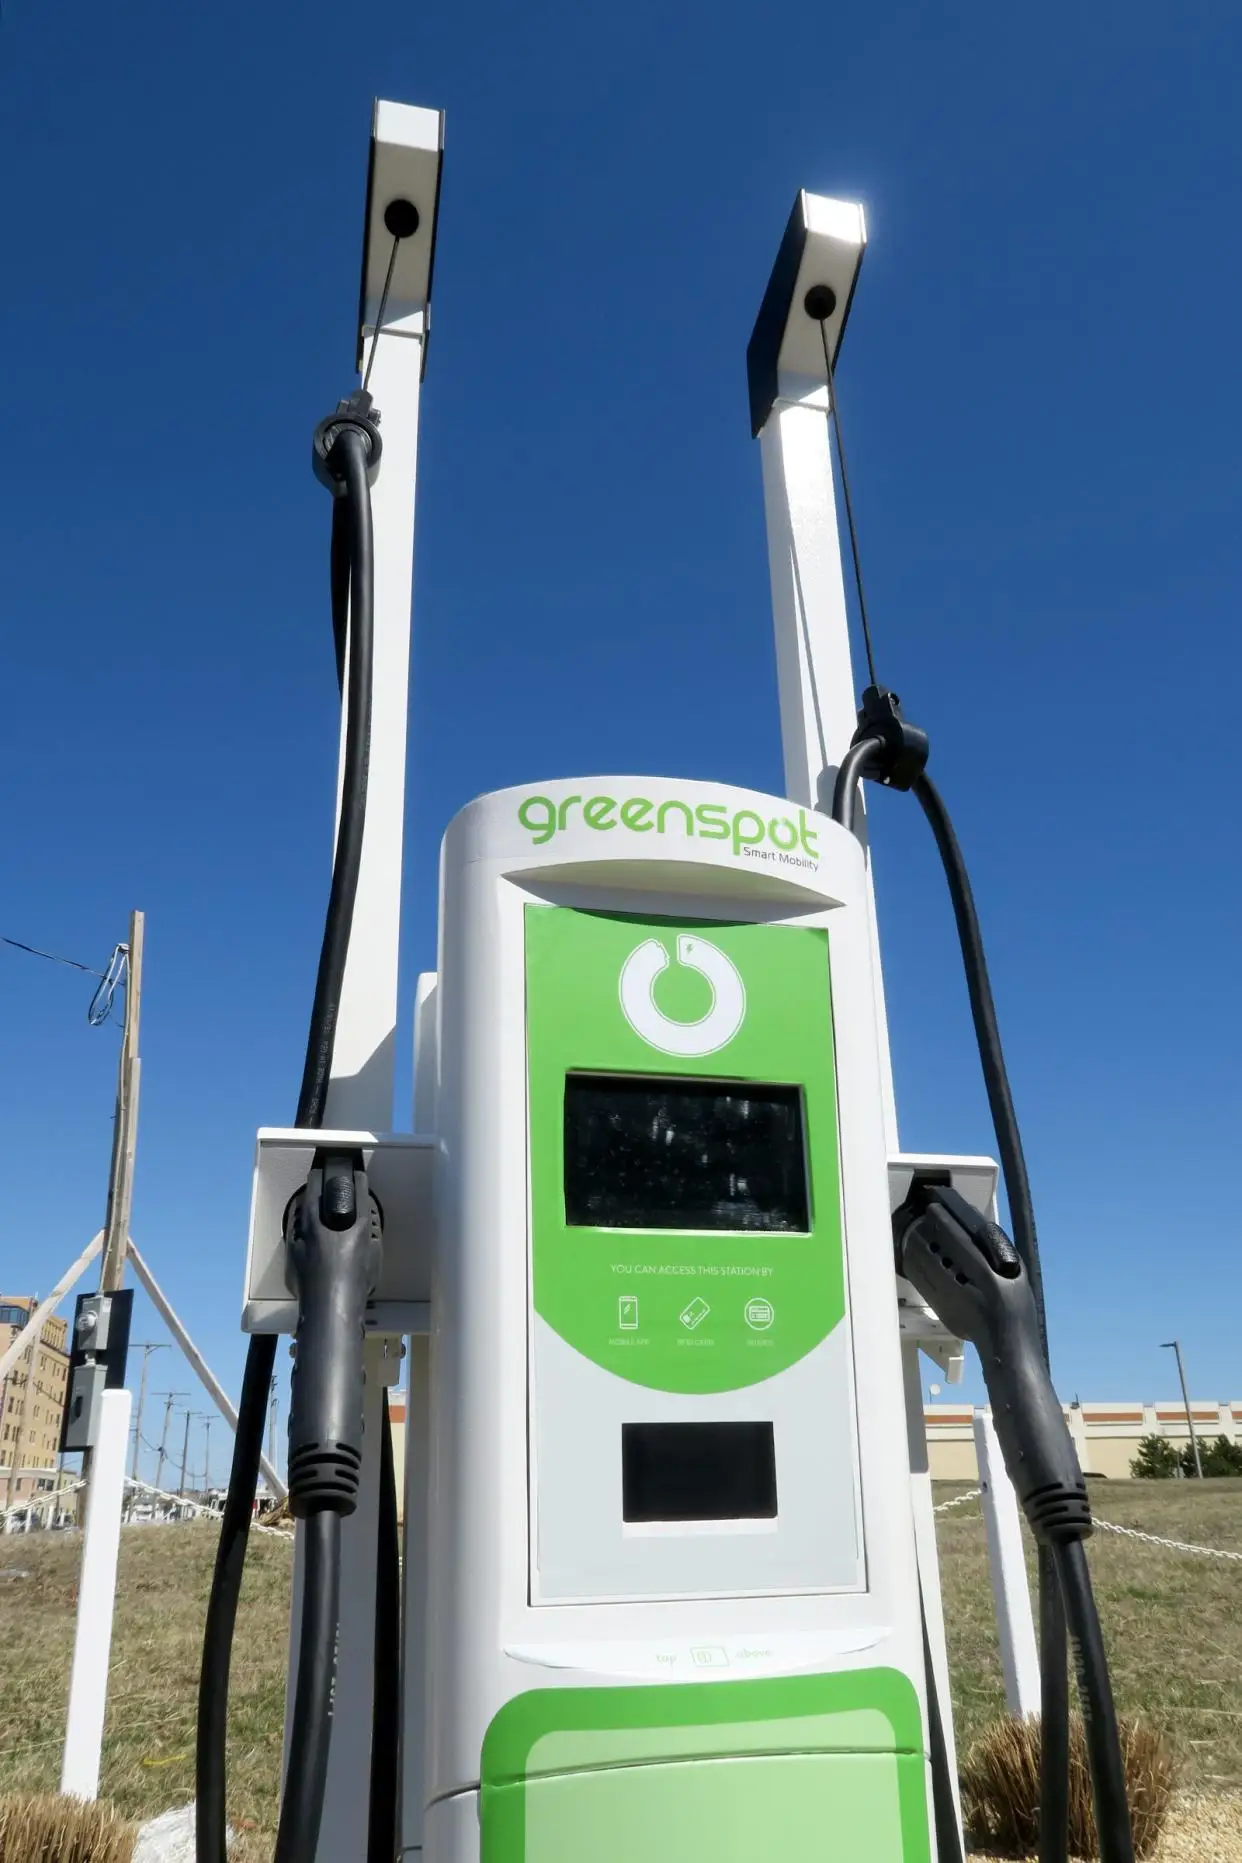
[203, 107, 1135, 1863]
[420, 780, 948, 1861]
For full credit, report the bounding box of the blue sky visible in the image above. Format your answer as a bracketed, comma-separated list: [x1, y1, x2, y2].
[2, 1, 1239, 1482]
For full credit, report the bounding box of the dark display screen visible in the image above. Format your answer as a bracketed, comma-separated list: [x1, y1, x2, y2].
[622, 1421, 778, 1521]
[563, 1074, 809, 1232]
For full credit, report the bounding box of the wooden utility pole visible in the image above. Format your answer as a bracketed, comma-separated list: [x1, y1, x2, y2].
[78, 911, 144, 1524]
[100, 910, 144, 1293]
[153, 1391, 186, 1499]
[128, 1341, 168, 1483]
[177, 1410, 196, 1499]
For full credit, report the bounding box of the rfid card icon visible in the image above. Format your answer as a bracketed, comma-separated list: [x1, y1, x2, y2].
[679, 1296, 711, 1331]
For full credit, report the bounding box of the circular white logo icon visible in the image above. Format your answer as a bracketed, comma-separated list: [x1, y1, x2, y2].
[618, 934, 746, 1056]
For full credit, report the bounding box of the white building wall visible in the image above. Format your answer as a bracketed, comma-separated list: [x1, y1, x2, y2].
[924, 1400, 1241, 1481]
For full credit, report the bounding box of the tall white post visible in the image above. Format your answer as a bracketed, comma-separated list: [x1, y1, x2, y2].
[61, 1389, 131, 1799]
[974, 1408, 1040, 1718]
[750, 193, 958, 1850]
[284, 99, 443, 1861]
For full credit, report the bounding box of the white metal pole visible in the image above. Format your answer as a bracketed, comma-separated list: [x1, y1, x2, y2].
[757, 396, 899, 1144]
[751, 200, 958, 1816]
[61, 1389, 132, 1798]
[973, 1408, 1040, 1718]
[292, 298, 423, 1863]
[283, 100, 442, 1859]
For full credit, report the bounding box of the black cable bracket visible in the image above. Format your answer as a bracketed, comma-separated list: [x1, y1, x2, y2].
[850, 684, 930, 792]
[313, 391, 383, 494]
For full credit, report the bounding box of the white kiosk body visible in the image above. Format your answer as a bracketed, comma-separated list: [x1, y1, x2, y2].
[420, 776, 934, 1863]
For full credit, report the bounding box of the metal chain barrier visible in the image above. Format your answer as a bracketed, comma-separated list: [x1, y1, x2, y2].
[123, 1473, 293, 1541]
[933, 1487, 982, 1513]
[0, 1473, 292, 1541]
[1092, 1515, 1242, 1563]
[0, 1476, 85, 1531]
[930, 1484, 1242, 1563]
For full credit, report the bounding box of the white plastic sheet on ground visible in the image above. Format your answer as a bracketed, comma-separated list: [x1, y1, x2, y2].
[134, 1803, 234, 1859]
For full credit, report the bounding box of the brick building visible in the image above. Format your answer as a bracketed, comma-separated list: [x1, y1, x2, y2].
[0, 1297, 71, 1505]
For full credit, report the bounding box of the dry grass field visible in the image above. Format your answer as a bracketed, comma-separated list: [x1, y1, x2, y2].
[0, 1524, 289, 1841]
[0, 1479, 1238, 1856]
[936, 1479, 1242, 1792]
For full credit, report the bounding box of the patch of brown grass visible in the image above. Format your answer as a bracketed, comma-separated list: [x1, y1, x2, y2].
[961, 1714, 1177, 1858]
[0, 1793, 135, 1863]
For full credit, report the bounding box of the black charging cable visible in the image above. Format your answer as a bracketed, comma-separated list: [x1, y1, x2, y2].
[806, 273, 1077, 1863]
[196, 395, 382, 1863]
[907, 763, 1073, 1863]
[893, 1185, 1134, 1863]
[833, 716, 1130, 1863]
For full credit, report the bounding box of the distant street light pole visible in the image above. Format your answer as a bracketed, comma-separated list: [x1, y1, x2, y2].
[1161, 1339, 1203, 1478]
[202, 1414, 213, 1495]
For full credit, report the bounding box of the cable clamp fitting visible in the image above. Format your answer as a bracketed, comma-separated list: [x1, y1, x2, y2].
[312, 390, 383, 493]
[850, 684, 930, 791]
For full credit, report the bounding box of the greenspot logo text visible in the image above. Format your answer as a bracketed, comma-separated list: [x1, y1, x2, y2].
[517, 792, 821, 861]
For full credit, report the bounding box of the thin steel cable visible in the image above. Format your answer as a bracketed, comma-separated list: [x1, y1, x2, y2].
[817, 315, 879, 689]
[362, 232, 401, 394]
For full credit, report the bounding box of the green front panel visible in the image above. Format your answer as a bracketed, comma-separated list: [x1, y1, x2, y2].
[481, 1671, 931, 1863]
[525, 907, 844, 1395]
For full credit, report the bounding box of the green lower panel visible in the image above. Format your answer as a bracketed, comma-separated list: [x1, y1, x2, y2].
[480, 1671, 930, 1863]
[484, 1751, 927, 1862]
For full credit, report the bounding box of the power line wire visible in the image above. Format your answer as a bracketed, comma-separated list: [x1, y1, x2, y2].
[2, 933, 128, 1027]
[2, 936, 106, 977]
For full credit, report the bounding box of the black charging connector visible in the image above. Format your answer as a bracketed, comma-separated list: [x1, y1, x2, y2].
[285, 1149, 383, 1519]
[894, 1180, 1091, 1546]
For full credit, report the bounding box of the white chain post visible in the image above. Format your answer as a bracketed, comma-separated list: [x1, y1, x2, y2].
[61, 1389, 131, 1798]
[974, 1407, 1040, 1718]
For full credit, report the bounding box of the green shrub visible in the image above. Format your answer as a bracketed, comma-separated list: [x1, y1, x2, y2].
[1179, 1433, 1242, 1478]
[1130, 1434, 1178, 1478]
